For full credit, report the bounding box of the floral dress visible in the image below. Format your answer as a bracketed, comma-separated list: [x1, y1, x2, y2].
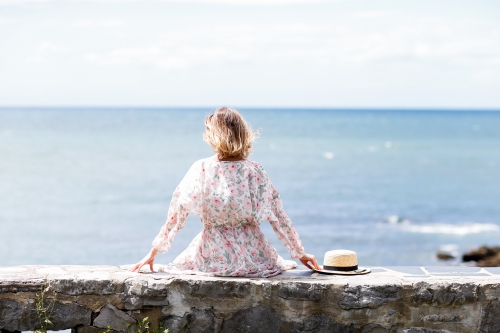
[152, 156, 305, 278]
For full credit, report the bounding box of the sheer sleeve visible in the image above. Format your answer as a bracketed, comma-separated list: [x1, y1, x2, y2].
[152, 160, 204, 253]
[258, 166, 305, 259]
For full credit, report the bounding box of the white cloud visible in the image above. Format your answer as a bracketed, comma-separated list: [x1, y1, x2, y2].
[82, 17, 500, 74]
[73, 19, 123, 28]
[352, 10, 391, 19]
[0, 0, 341, 5]
[0, 18, 16, 24]
[85, 47, 190, 69]
[26, 42, 70, 63]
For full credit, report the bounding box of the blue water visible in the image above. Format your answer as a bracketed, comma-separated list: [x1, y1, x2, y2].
[1, 108, 499, 267]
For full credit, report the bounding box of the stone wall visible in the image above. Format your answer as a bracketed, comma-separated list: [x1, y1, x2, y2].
[1, 265, 500, 333]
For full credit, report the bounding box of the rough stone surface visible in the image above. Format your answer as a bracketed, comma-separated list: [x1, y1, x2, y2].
[93, 304, 136, 331]
[164, 308, 217, 333]
[1, 265, 500, 332]
[220, 306, 281, 333]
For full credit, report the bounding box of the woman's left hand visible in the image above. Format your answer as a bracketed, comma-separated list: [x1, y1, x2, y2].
[130, 248, 159, 273]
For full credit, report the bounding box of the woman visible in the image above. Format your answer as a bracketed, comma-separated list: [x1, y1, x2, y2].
[131, 107, 320, 277]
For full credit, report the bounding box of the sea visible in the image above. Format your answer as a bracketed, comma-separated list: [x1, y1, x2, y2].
[1, 108, 499, 268]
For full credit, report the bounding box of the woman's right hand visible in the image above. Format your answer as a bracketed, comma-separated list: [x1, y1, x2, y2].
[130, 248, 159, 273]
[299, 253, 321, 270]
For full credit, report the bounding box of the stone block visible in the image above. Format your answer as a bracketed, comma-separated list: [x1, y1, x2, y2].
[93, 304, 136, 331]
[0, 297, 91, 331]
[0, 298, 37, 332]
[277, 282, 326, 301]
[220, 306, 281, 333]
[281, 315, 354, 333]
[360, 324, 390, 333]
[73, 326, 119, 333]
[479, 300, 500, 332]
[413, 282, 478, 306]
[76, 294, 124, 312]
[124, 296, 143, 310]
[163, 308, 216, 333]
[179, 279, 252, 300]
[340, 285, 400, 310]
[51, 301, 92, 330]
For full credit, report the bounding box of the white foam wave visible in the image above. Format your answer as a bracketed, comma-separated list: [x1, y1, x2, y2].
[402, 223, 500, 235]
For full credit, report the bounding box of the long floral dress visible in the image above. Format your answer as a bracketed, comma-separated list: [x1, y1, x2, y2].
[152, 156, 305, 278]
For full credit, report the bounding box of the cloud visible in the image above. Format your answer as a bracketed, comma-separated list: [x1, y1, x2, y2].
[82, 17, 500, 73]
[0, 18, 16, 24]
[73, 19, 123, 28]
[85, 47, 189, 69]
[0, 0, 341, 5]
[26, 42, 70, 63]
[352, 10, 391, 19]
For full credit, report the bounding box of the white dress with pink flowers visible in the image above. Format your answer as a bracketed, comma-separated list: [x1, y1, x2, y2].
[152, 156, 305, 278]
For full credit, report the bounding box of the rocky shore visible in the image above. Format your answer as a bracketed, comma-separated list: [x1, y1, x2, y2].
[437, 245, 500, 267]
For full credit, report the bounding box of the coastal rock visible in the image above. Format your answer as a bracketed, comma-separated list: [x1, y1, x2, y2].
[436, 252, 455, 260]
[462, 246, 500, 266]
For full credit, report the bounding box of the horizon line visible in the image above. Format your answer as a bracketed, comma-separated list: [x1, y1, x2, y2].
[1, 106, 500, 112]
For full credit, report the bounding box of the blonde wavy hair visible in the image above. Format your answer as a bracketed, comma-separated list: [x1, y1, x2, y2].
[203, 107, 258, 160]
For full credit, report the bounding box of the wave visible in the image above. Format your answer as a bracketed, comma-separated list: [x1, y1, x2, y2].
[401, 223, 500, 235]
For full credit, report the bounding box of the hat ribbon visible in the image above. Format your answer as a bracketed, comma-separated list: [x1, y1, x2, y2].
[324, 265, 358, 271]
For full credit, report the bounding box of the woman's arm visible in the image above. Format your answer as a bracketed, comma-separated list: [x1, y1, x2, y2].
[152, 207, 190, 253]
[268, 191, 306, 259]
[259, 166, 321, 270]
[269, 193, 320, 270]
[130, 161, 203, 273]
[129, 194, 190, 273]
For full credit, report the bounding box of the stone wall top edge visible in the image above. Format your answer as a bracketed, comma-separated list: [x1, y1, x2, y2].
[1, 265, 500, 287]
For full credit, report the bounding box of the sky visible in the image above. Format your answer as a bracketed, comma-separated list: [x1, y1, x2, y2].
[0, 0, 499, 108]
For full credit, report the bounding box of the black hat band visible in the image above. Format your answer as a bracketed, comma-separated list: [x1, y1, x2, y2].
[323, 265, 358, 272]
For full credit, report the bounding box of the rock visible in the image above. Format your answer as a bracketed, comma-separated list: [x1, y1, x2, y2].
[284, 315, 354, 333]
[72, 326, 120, 333]
[462, 246, 500, 265]
[278, 282, 326, 301]
[50, 301, 92, 330]
[340, 285, 400, 310]
[93, 304, 136, 331]
[480, 300, 500, 332]
[163, 309, 216, 333]
[478, 253, 500, 267]
[436, 252, 455, 260]
[361, 324, 390, 333]
[220, 306, 281, 333]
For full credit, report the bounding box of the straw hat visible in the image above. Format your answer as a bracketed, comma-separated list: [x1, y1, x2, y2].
[313, 250, 370, 275]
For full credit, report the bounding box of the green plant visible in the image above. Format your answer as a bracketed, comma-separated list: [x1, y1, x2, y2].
[154, 321, 169, 333]
[104, 317, 168, 333]
[137, 317, 169, 333]
[135, 317, 150, 333]
[33, 279, 59, 333]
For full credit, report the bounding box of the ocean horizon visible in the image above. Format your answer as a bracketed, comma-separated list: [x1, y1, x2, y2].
[1, 108, 499, 267]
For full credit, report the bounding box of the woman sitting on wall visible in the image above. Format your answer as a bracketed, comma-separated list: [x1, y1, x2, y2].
[131, 107, 320, 277]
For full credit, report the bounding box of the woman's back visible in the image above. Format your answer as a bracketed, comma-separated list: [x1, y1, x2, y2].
[177, 156, 276, 227]
[152, 156, 305, 277]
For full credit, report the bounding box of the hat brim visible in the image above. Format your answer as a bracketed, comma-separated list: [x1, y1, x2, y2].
[312, 266, 371, 275]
